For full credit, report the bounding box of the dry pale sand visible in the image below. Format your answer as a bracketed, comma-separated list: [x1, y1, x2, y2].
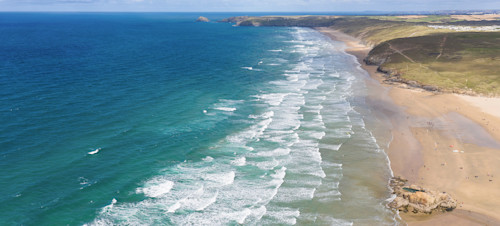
[315, 27, 500, 225]
[458, 95, 500, 118]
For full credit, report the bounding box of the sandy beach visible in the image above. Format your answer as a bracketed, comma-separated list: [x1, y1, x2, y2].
[316, 27, 500, 225]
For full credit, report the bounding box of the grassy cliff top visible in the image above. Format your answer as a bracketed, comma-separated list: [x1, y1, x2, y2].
[367, 32, 500, 95]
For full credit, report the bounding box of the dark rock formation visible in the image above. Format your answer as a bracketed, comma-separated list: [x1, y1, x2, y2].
[388, 177, 457, 214]
[196, 16, 210, 22]
[422, 85, 439, 92]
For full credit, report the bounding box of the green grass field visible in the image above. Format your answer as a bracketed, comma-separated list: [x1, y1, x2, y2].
[367, 32, 500, 94]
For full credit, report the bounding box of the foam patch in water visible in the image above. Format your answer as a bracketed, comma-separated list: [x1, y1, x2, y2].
[230, 157, 246, 166]
[136, 179, 174, 198]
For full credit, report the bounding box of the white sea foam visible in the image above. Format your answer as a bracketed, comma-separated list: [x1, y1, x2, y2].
[252, 158, 280, 170]
[321, 216, 353, 226]
[178, 188, 219, 212]
[249, 206, 267, 222]
[270, 79, 307, 91]
[288, 165, 326, 178]
[272, 167, 287, 180]
[319, 143, 342, 151]
[227, 111, 274, 144]
[167, 199, 184, 213]
[284, 70, 300, 76]
[79, 177, 89, 185]
[219, 99, 244, 104]
[263, 168, 286, 200]
[303, 105, 323, 110]
[136, 179, 174, 198]
[230, 157, 246, 166]
[214, 107, 237, 112]
[242, 66, 253, 70]
[254, 148, 291, 157]
[210, 99, 243, 115]
[284, 40, 314, 45]
[268, 49, 283, 52]
[100, 198, 117, 214]
[249, 111, 274, 119]
[203, 171, 235, 186]
[274, 58, 289, 63]
[202, 156, 214, 162]
[234, 208, 253, 224]
[274, 187, 316, 202]
[195, 191, 218, 211]
[300, 120, 325, 129]
[303, 79, 324, 90]
[88, 148, 101, 155]
[262, 131, 299, 145]
[321, 161, 343, 168]
[264, 208, 300, 225]
[306, 131, 326, 140]
[329, 72, 340, 78]
[315, 184, 342, 202]
[268, 112, 303, 131]
[284, 73, 299, 81]
[254, 93, 289, 106]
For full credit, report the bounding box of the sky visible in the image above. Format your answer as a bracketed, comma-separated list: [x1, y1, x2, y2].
[0, 0, 498, 12]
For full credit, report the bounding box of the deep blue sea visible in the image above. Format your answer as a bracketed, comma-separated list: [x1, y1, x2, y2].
[0, 13, 400, 225]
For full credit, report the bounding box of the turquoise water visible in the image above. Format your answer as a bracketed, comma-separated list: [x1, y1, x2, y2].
[0, 13, 399, 225]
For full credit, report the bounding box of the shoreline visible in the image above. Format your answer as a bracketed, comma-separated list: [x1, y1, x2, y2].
[315, 27, 500, 225]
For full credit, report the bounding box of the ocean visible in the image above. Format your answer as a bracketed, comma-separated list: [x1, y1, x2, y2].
[0, 13, 401, 225]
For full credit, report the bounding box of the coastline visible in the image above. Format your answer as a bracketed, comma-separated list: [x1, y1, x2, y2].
[315, 27, 500, 225]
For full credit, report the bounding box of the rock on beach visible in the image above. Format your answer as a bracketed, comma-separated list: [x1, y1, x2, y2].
[388, 176, 457, 214]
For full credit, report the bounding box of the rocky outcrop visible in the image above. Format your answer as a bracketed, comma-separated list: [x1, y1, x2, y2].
[388, 177, 457, 214]
[196, 16, 210, 22]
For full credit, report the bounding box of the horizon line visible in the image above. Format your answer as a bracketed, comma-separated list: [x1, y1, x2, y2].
[0, 9, 498, 14]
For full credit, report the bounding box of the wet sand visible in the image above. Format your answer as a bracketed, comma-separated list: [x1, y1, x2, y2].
[315, 27, 500, 225]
